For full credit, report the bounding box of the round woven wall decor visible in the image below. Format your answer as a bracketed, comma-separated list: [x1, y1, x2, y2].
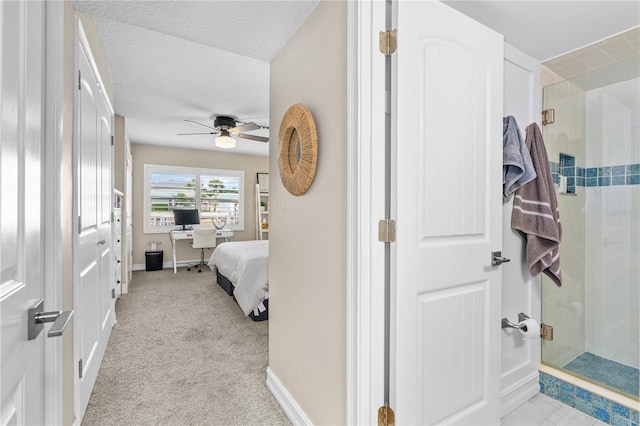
[278, 103, 318, 196]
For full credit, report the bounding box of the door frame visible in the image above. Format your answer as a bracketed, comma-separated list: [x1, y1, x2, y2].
[43, 1, 67, 424]
[346, 1, 387, 424]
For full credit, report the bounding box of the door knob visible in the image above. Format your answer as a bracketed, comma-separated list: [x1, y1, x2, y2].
[27, 299, 74, 340]
[491, 251, 511, 266]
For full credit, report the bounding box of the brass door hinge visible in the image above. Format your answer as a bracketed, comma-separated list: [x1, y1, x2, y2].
[541, 323, 554, 341]
[378, 219, 396, 243]
[542, 108, 555, 125]
[378, 405, 395, 426]
[379, 29, 397, 56]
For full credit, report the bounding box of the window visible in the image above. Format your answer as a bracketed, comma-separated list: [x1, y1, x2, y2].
[144, 164, 244, 233]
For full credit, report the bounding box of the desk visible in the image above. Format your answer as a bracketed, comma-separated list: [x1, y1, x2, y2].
[170, 228, 233, 273]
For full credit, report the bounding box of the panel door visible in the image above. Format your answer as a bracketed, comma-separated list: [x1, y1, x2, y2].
[74, 29, 114, 422]
[0, 1, 46, 424]
[393, 2, 504, 424]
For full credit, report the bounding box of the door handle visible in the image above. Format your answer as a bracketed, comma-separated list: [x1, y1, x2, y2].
[27, 299, 74, 340]
[491, 251, 511, 266]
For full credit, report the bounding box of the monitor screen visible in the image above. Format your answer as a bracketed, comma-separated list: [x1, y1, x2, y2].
[172, 209, 200, 230]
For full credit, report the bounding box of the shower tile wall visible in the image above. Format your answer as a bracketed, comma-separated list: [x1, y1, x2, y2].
[541, 79, 587, 367]
[584, 78, 640, 369]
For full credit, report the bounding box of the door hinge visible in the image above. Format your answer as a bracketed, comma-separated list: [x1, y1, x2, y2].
[78, 70, 81, 90]
[111, 135, 114, 146]
[78, 359, 83, 379]
[112, 288, 116, 299]
[77, 216, 81, 234]
[542, 108, 555, 125]
[378, 219, 396, 243]
[378, 404, 395, 426]
[541, 323, 554, 341]
[379, 29, 397, 56]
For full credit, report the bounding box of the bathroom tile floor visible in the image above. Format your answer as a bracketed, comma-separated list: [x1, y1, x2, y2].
[564, 352, 639, 398]
[501, 393, 607, 425]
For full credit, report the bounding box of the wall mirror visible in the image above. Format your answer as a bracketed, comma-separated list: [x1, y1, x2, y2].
[278, 103, 317, 196]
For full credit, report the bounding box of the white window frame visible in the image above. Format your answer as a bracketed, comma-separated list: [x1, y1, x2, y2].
[143, 163, 245, 233]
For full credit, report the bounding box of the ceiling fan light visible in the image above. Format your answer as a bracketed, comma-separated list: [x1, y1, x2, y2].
[215, 134, 236, 149]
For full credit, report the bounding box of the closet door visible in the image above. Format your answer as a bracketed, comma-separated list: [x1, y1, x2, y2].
[74, 21, 115, 422]
[393, 2, 504, 424]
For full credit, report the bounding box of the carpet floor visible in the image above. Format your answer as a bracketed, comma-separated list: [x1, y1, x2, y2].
[81, 268, 290, 426]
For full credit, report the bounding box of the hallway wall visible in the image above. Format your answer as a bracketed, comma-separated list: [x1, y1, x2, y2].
[269, 1, 347, 424]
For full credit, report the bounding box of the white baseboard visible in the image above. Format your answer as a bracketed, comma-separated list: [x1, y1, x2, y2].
[500, 371, 540, 417]
[266, 367, 312, 426]
[132, 259, 201, 272]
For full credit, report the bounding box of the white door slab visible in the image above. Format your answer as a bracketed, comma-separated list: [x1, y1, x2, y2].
[393, 2, 504, 424]
[74, 21, 115, 422]
[0, 1, 46, 424]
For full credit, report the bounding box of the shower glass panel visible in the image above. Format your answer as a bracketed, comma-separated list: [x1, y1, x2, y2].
[541, 68, 639, 400]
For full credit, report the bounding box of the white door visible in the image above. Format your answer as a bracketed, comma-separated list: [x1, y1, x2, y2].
[74, 23, 115, 421]
[393, 2, 504, 424]
[0, 1, 46, 424]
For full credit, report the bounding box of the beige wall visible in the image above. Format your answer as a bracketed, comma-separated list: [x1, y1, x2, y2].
[75, 11, 113, 102]
[269, 1, 347, 424]
[131, 144, 268, 266]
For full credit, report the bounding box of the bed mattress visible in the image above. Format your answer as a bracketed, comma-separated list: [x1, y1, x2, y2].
[208, 240, 268, 317]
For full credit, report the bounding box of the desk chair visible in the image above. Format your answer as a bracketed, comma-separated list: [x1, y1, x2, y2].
[188, 227, 217, 273]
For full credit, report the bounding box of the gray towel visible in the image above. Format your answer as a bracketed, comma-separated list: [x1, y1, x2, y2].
[511, 123, 562, 287]
[503, 116, 536, 200]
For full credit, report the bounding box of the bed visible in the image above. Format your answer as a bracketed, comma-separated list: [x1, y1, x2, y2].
[207, 240, 269, 321]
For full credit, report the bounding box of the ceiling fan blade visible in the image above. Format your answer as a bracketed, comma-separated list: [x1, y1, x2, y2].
[177, 132, 218, 135]
[231, 122, 260, 134]
[237, 133, 269, 143]
[185, 119, 217, 130]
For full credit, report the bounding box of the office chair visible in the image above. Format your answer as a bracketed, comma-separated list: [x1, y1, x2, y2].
[188, 227, 217, 273]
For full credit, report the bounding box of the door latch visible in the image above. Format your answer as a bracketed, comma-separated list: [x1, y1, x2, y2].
[28, 299, 74, 340]
[491, 251, 511, 266]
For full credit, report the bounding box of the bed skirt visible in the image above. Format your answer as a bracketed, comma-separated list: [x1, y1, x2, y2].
[216, 269, 268, 322]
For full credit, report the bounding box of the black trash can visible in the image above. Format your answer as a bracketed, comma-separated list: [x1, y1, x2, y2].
[145, 250, 163, 271]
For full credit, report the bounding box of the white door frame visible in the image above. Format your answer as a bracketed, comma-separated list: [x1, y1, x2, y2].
[346, 1, 387, 424]
[43, 1, 66, 424]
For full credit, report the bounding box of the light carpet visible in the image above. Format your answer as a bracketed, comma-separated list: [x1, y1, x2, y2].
[82, 267, 290, 426]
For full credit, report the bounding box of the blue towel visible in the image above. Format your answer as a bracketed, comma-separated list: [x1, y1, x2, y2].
[503, 116, 536, 200]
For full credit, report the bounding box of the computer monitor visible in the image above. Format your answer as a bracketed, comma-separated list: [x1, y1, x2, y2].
[172, 209, 200, 230]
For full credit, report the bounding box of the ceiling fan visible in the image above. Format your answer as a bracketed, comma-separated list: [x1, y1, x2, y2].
[178, 115, 269, 148]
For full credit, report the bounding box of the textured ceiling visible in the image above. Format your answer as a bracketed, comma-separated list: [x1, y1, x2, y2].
[71, 1, 639, 156]
[71, 0, 319, 156]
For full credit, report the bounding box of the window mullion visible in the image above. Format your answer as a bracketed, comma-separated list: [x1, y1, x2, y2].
[195, 171, 202, 210]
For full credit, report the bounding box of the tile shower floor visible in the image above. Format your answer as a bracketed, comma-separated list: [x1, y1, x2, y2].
[564, 352, 639, 398]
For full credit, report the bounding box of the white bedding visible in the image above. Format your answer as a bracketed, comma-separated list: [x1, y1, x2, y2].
[207, 240, 268, 316]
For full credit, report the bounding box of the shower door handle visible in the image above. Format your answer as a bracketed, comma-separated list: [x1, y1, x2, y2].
[491, 251, 511, 266]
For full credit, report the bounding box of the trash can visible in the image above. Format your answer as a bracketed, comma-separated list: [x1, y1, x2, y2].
[145, 250, 163, 271]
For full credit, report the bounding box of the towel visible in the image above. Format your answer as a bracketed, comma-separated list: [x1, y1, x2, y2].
[503, 116, 536, 200]
[511, 123, 562, 287]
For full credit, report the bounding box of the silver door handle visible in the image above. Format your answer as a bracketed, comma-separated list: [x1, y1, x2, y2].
[28, 299, 74, 340]
[491, 251, 511, 266]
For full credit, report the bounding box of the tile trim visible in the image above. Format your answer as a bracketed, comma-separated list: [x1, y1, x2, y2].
[539, 365, 640, 426]
[549, 161, 640, 188]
